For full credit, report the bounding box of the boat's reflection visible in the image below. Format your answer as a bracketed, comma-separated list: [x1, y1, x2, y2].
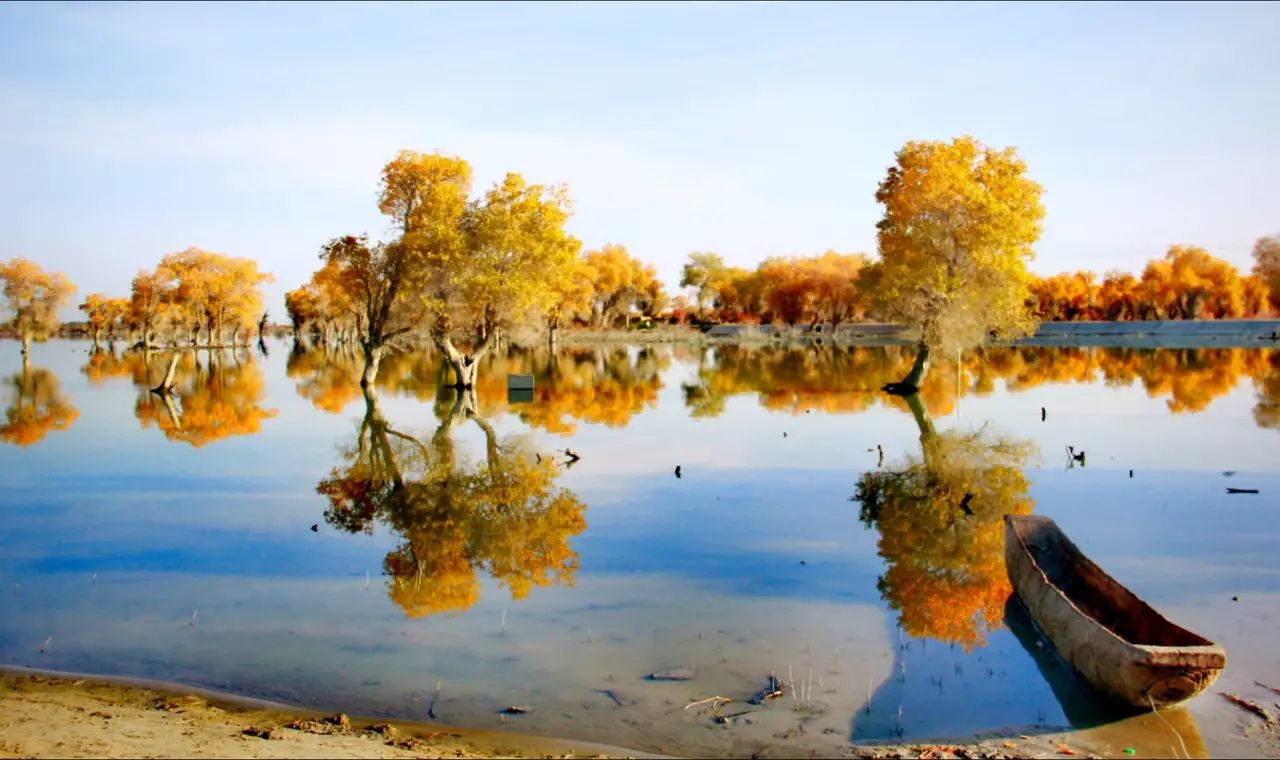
[1004, 595, 1209, 758]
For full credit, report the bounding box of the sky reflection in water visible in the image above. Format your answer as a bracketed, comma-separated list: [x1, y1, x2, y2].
[1, 340, 1278, 758]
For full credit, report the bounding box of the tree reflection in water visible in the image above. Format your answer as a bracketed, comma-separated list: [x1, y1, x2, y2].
[855, 393, 1038, 650]
[287, 343, 668, 434]
[134, 350, 278, 447]
[318, 385, 586, 617]
[0, 360, 78, 446]
[684, 344, 1279, 426]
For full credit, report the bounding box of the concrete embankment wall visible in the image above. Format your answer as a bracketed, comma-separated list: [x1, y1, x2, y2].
[705, 320, 1280, 349]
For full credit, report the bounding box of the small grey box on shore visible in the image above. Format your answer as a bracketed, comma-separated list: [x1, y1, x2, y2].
[507, 374, 534, 390]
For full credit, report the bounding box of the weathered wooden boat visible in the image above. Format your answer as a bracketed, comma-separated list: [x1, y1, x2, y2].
[1004, 515, 1225, 708]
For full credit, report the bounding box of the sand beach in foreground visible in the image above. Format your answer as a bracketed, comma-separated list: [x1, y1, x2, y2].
[4, 667, 1261, 759]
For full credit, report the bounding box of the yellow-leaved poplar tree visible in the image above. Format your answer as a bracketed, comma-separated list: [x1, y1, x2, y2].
[1, 258, 76, 358]
[871, 136, 1045, 391]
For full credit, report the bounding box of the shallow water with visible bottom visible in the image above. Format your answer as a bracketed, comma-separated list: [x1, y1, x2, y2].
[1, 339, 1278, 757]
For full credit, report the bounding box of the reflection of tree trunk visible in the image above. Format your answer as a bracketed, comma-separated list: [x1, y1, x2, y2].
[362, 386, 406, 489]
[160, 392, 183, 430]
[903, 392, 940, 470]
[152, 353, 180, 394]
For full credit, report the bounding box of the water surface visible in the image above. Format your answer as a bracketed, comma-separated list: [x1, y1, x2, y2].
[1, 340, 1278, 757]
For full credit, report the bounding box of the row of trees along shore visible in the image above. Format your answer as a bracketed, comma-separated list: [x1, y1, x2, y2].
[3, 138, 1279, 390]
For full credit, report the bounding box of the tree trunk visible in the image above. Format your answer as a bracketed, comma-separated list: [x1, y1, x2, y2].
[92, 329, 102, 349]
[548, 322, 559, 349]
[153, 353, 181, 394]
[361, 343, 384, 387]
[435, 329, 497, 389]
[893, 342, 931, 392]
[20, 334, 30, 357]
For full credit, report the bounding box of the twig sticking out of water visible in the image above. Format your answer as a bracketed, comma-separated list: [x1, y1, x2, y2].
[40, 636, 51, 654]
[428, 681, 441, 720]
[1222, 693, 1276, 727]
[1149, 694, 1190, 759]
[866, 676, 872, 714]
[365, 571, 370, 590]
[190, 609, 197, 627]
[1256, 680, 1280, 697]
[684, 695, 732, 711]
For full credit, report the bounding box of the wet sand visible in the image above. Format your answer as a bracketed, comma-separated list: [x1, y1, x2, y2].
[6, 668, 1271, 759]
[0, 669, 643, 759]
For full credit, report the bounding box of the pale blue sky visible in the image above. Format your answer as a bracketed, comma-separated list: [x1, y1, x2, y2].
[2, 1, 1277, 317]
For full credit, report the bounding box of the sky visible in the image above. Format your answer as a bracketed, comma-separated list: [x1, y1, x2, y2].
[2, 1, 1278, 318]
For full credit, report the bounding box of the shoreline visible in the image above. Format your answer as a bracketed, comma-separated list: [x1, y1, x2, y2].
[0, 666, 1224, 759]
[0, 666, 653, 759]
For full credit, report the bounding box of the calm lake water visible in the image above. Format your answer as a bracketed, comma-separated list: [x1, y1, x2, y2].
[2, 339, 1278, 757]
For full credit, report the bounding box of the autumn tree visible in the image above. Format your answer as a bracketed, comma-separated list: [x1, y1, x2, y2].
[284, 285, 321, 340]
[1097, 271, 1140, 321]
[436, 171, 581, 385]
[713, 266, 767, 322]
[0, 258, 76, 358]
[680, 251, 726, 317]
[585, 244, 667, 328]
[870, 136, 1045, 391]
[1141, 245, 1243, 319]
[1029, 271, 1098, 321]
[545, 255, 596, 347]
[0, 364, 78, 447]
[306, 151, 580, 388]
[79, 293, 130, 348]
[1252, 235, 1280, 312]
[159, 248, 274, 346]
[806, 251, 870, 327]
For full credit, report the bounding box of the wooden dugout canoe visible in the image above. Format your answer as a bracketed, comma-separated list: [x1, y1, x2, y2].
[1004, 515, 1225, 709]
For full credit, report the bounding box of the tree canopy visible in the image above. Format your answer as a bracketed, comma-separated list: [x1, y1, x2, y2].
[1, 257, 76, 355]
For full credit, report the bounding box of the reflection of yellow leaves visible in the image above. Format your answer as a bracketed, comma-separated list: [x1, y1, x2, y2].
[319, 391, 586, 619]
[286, 347, 364, 414]
[857, 427, 1036, 650]
[80, 350, 151, 386]
[135, 352, 277, 446]
[687, 345, 1276, 425]
[0, 366, 78, 446]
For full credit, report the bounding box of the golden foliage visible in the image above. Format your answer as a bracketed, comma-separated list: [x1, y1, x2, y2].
[318, 388, 586, 618]
[134, 351, 278, 446]
[1, 257, 76, 349]
[856, 403, 1037, 649]
[79, 293, 130, 342]
[0, 364, 79, 446]
[872, 136, 1044, 353]
[585, 244, 667, 327]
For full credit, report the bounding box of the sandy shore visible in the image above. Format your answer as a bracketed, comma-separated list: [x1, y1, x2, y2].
[0, 670, 642, 759]
[2, 668, 1248, 759]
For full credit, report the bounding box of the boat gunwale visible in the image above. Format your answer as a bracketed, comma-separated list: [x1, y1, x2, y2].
[1004, 515, 1225, 663]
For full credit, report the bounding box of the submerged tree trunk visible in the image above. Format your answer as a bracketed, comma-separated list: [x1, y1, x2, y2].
[152, 353, 181, 394]
[883, 342, 931, 395]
